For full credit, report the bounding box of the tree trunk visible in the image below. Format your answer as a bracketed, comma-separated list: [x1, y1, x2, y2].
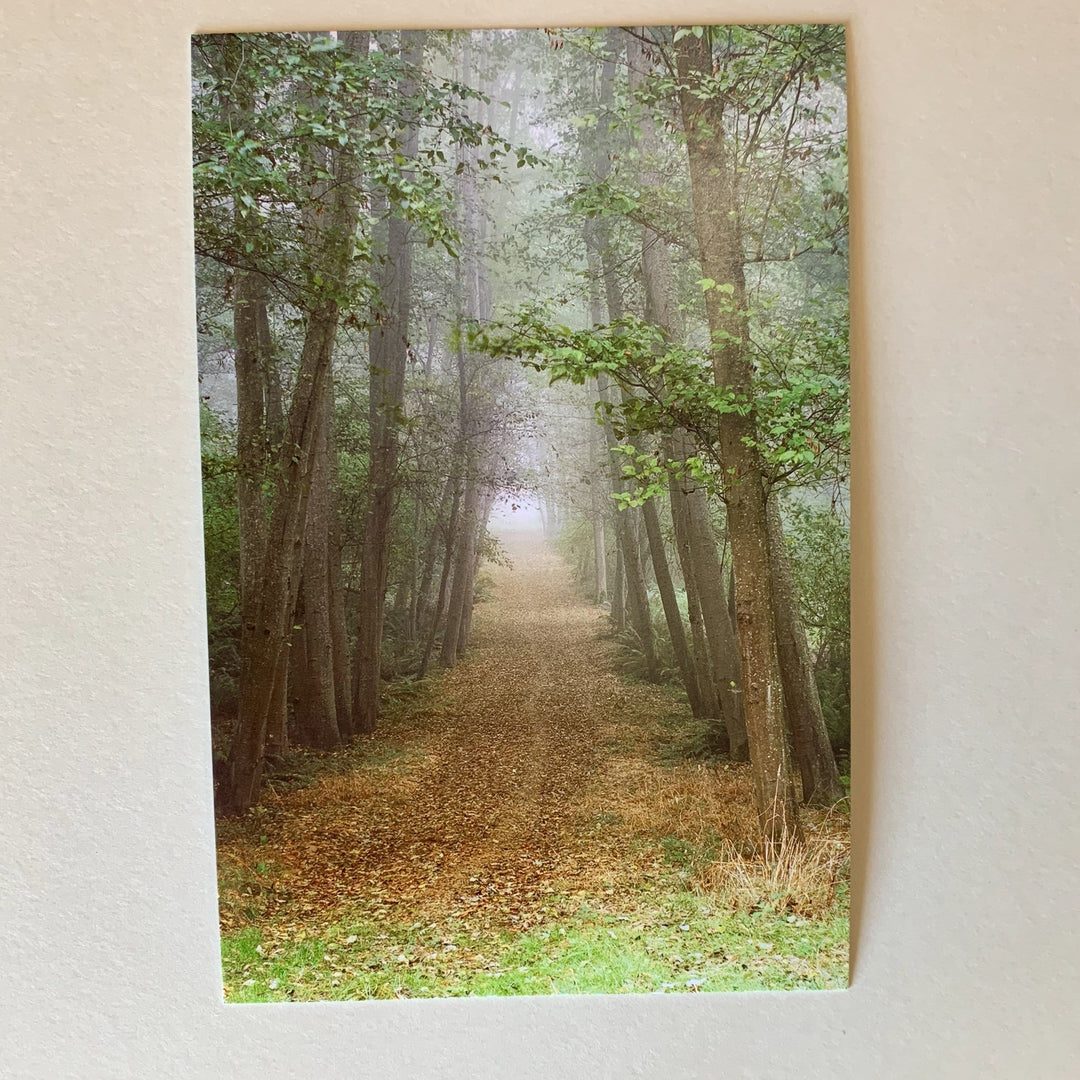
[293, 393, 342, 749]
[587, 378, 609, 606]
[353, 30, 426, 734]
[682, 475, 748, 759]
[417, 476, 461, 679]
[220, 302, 341, 815]
[584, 33, 658, 678]
[592, 389, 655, 674]
[676, 30, 799, 846]
[595, 369, 657, 679]
[622, 508, 659, 679]
[326, 406, 353, 737]
[767, 494, 845, 806]
[287, 597, 308, 743]
[459, 490, 495, 654]
[264, 620, 290, 763]
[439, 473, 479, 667]
[232, 269, 272, 770]
[641, 491, 704, 714]
[627, 31, 684, 341]
[667, 455, 722, 723]
[415, 472, 454, 638]
[611, 538, 626, 631]
[593, 517, 608, 605]
[401, 493, 422, 643]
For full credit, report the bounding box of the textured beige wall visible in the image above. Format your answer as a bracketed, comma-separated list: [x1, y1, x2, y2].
[2, 2, 1078, 1077]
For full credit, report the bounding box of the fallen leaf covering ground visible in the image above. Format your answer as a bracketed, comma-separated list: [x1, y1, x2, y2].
[217, 529, 849, 1000]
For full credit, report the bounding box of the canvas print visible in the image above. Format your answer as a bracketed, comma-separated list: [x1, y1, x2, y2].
[193, 25, 850, 1001]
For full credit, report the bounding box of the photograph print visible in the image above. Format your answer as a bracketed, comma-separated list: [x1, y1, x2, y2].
[192, 24, 851, 1002]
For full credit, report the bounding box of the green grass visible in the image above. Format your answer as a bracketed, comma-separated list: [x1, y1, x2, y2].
[221, 891, 847, 1002]
[659, 834, 721, 874]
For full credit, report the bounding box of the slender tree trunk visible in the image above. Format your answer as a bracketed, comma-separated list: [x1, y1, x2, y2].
[417, 476, 461, 678]
[626, 29, 714, 719]
[622, 508, 659, 679]
[415, 472, 454, 636]
[641, 488, 704, 714]
[287, 596, 308, 742]
[232, 269, 271, 761]
[682, 476, 748, 758]
[288, 29, 368, 748]
[611, 538, 626, 631]
[594, 29, 625, 328]
[676, 30, 799, 845]
[459, 489, 495, 654]
[440, 472, 479, 666]
[586, 378, 609, 606]
[767, 494, 845, 805]
[667, 454, 722, 722]
[436, 32, 489, 671]
[289, 585, 339, 749]
[594, 370, 657, 677]
[254, 293, 285, 458]
[627, 31, 684, 342]
[353, 30, 426, 734]
[326, 408, 352, 737]
[593, 517, 608, 605]
[264, 606, 290, 763]
[584, 34, 657, 678]
[592, 384, 654, 672]
[293, 393, 341, 749]
[390, 537, 412, 637]
[248, 280, 291, 762]
[403, 493, 422, 642]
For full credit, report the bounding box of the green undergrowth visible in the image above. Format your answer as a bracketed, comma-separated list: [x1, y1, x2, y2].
[652, 709, 732, 766]
[221, 890, 848, 1002]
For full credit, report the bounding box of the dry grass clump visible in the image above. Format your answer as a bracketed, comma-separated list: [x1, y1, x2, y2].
[701, 817, 849, 919]
[581, 753, 849, 920]
[584, 757, 762, 852]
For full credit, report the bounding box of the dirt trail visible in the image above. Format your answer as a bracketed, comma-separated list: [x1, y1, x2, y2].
[219, 528, 683, 934]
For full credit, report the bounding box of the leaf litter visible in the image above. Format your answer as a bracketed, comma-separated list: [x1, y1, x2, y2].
[216, 533, 848, 992]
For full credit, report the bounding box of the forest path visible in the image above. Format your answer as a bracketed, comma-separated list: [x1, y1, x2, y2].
[218, 527, 705, 938]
